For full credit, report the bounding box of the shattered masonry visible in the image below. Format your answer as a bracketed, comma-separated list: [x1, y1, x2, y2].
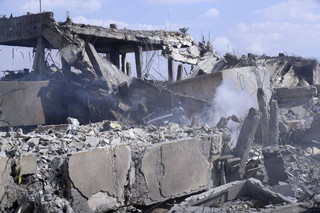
[0, 12, 319, 212]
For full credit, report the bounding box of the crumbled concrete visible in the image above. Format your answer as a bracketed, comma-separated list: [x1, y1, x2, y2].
[1, 11, 320, 213]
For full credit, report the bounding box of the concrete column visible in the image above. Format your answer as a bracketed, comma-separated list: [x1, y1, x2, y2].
[176, 64, 183, 81]
[126, 62, 131, 76]
[168, 59, 174, 82]
[110, 45, 120, 69]
[135, 46, 143, 79]
[269, 99, 279, 145]
[233, 108, 261, 178]
[257, 88, 271, 147]
[33, 36, 45, 73]
[121, 53, 126, 73]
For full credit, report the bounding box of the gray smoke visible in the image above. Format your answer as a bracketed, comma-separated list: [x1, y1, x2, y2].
[201, 79, 258, 146]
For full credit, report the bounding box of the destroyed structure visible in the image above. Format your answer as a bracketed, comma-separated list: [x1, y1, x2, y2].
[0, 12, 319, 212]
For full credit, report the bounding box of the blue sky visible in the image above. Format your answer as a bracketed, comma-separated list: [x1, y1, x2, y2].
[1, 0, 320, 72]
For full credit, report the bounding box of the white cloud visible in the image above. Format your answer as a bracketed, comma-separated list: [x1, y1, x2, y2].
[255, 0, 320, 22]
[199, 8, 220, 19]
[72, 16, 183, 31]
[227, 0, 320, 58]
[3, 0, 105, 14]
[212, 36, 233, 54]
[145, 0, 217, 5]
[231, 21, 320, 56]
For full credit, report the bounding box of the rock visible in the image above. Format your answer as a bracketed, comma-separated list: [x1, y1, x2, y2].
[85, 136, 99, 148]
[137, 138, 213, 205]
[67, 117, 80, 131]
[68, 149, 114, 198]
[270, 182, 295, 197]
[19, 155, 37, 175]
[67, 145, 131, 211]
[88, 192, 118, 212]
[262, 145, 288, 185]
[27, 138, 40, 147]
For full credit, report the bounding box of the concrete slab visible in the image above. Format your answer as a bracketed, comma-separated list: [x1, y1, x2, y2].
[141, 147, 162, 202]
[19, 155, 37, 175]
[161, 138, 210, 197]
[139, 138, 212, 205]
[114, 145, 131, 201]
[68, 149, 114, 198]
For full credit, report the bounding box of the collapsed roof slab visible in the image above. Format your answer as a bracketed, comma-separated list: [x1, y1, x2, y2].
[66, 23, 195, 54]
[0, 12, 54, 48]
[0, 12, 199, 62]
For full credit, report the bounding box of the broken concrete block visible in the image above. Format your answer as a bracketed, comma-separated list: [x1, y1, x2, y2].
[270, 182, 295, 197]
[87, 192, 118, 212]
[169, 178, 292, 212]
[27, 138, 40, 148]
[85, 136, 99, 148]
[19, 155, 37, 176]
[67, 145, 131, 212]
[68, 149, 114, 198]
[280, 67, 299, 88]
[161, 139, 210, 197]
[140, 146, 162, 203]
[113, 145, 131, 202]
[257, 88, 271, 147]
[135, 138, 213, 205]
[262, 145, 288, 185]
[269, 99, 279, 145]
[275, 86, 317, 106]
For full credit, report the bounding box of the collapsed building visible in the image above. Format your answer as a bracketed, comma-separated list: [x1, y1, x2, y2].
[0, 12, 319, 212]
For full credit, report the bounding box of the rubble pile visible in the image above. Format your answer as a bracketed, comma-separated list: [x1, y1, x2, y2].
[0, 121, 223, 212]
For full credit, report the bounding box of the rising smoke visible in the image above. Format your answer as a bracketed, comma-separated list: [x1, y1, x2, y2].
[200, 79, 258, 146]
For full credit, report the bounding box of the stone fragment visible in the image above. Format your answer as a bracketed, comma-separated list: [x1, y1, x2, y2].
[169, 178, 292, 212]
[269, 99, 279, 145]
[257, 88, 271, 147]
[88, 192, 118, 212]
[19, 155, 37, 175]
[27, 138, 40, 148]
[161, 139, 210, 197]
[262, 145, 288, 185]
[141, 147, 162, 202]
[67, 145, 131, 211]
[270, 182, 295, 197]
[85, 136, 99, 148]
[68, 149, 114, 198]
[139, 138, 212, 205]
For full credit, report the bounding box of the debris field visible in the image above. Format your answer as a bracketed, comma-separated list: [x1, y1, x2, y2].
[0, 12, 319, 212]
